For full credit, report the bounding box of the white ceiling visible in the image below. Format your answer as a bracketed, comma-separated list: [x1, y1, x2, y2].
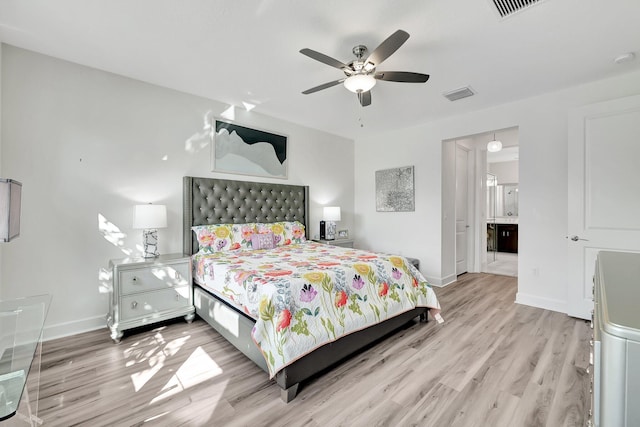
[1, 0, 639, 140]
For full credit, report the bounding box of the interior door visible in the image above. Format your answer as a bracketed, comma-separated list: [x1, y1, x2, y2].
[455, 145, 469, 275]
[567, 94, 640, 319]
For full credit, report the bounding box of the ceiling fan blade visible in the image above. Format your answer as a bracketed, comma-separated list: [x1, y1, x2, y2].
[374, 71, 430, 83]
[300, 48, 349, 71]
[358, 90, 372, 107]
[302, 79, 345, 95]
[365, 30, 410, 67]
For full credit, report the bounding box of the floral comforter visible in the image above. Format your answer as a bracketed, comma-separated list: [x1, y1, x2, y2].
[193, 242, 441, 377]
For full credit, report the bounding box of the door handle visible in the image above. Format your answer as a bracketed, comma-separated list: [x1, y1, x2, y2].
[567, 235, 589, 242]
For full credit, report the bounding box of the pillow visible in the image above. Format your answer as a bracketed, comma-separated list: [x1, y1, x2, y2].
[256, 221, 306, 246]
[284, 221, 306, 244]
[256, 222, 286, 246]
[192, 223, 257, 253]
[251, 232, 276, 250]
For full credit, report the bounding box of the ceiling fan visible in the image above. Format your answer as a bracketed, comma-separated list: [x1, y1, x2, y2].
[300, 30, 430, 107]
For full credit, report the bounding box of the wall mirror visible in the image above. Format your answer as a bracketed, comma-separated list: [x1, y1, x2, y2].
[496, 183, 518, 217]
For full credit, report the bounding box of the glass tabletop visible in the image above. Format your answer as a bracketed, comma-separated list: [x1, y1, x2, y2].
[0, 295, 50, 421]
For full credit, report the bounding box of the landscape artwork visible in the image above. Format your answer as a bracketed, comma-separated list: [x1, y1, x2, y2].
[212, 120, 287, 178]
[375, 166, 415, 212]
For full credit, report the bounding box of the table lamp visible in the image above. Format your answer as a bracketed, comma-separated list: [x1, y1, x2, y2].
[323, 206, 341, 240]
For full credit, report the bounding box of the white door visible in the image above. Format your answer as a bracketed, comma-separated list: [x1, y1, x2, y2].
[455, 145, 469, 275]
[567, 94, 640, 319]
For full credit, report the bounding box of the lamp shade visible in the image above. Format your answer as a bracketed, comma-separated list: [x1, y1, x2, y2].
[323, 206, 341, 221]
[0, 179, 22, 242]
[343, 75, 376, 93]
[133, 204, 167, 229]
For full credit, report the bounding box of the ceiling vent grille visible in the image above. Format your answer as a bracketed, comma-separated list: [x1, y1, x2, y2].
[443, 86, 475, 102]
[492, 0, 542, 18]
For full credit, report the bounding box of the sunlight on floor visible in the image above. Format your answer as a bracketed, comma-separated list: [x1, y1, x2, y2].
[125, 329, 225, 414]
[126, 330, 188, 392]
[150, 346, 224, 405]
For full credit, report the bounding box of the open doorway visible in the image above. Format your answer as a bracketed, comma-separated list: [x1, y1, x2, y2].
[442, 127, 519, 281]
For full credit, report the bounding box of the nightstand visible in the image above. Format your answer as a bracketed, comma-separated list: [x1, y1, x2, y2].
[313, 239, 355, 248]
[107, 253, 195, 343]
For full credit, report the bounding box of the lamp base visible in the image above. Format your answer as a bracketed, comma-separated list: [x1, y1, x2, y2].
[142, 229, 159, 258]
[325, 221, 337, 240]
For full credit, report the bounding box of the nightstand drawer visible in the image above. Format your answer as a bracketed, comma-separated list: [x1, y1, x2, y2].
[120, 263, 189, 295]
[120, 286, 191, 320]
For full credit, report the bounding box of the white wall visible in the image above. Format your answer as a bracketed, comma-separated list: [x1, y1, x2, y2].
[354, 68, 640, 315]
[489, 160, 519, 184]
[0, 45, 354, 339]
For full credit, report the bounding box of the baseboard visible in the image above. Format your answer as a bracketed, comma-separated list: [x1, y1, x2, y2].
[425, 273, 457, 287]
[515, 292, 567, 315]
[43, 314, 107, 342]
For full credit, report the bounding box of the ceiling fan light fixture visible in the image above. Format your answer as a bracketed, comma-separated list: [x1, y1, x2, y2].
[344, 74, 376, 93]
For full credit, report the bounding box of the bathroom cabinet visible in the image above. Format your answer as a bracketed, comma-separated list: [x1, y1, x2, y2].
[496, 224, 518, 253]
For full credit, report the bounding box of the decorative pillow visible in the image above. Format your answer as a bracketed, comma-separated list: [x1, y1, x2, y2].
[251, 232, 276, 250]
[256, 222, 286, 246]
[192, 223, 257, 253]
[256, 221, 306, 246]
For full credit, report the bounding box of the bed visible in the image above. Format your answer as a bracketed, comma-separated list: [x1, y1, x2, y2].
[183, 176, 440, 402]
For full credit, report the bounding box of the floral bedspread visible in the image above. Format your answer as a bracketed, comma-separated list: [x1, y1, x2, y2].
[193, 242, 441, 377]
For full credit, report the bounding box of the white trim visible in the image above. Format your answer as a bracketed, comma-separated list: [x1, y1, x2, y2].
[427, 273, 457, 287]
[515, 291, 567, 314]
[42, 314, 106, 342]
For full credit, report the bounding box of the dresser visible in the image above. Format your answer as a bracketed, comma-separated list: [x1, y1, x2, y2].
[591, 251, 640, 427]
[108, 253, 195, 343]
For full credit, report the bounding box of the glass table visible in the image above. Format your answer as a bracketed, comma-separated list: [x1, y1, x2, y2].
[0, 295, 50, 425]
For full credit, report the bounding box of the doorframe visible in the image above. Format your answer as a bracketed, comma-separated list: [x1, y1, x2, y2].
[445, 127, 519, 279]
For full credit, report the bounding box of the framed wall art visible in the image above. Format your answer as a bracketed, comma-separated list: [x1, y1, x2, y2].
[375, 166, 415, 212]
[211, 119, 288, 179]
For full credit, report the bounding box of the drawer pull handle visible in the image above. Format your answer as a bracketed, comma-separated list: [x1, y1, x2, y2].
[132, 276, 139, 283]
[175, 294, 180, 300]
[131, 301, 138, 309]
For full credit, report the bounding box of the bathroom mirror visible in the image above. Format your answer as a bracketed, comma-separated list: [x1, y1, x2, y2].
[496, 183, 518, 217]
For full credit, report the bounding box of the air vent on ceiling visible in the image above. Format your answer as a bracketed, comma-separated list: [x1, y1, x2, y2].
[491, 0, 542, 18]
[443, 86, 475, 102]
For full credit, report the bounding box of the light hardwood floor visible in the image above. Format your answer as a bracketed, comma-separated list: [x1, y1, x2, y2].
[36, 273, 590, 426]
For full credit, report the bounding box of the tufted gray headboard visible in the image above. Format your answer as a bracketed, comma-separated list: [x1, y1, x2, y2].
[183, 176, 310, 255]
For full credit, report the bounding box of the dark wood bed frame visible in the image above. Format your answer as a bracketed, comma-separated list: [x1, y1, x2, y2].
[183, 176, 428, 402]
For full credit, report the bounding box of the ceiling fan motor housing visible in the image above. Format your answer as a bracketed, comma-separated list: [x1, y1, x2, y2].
[352, 45, 368, 59]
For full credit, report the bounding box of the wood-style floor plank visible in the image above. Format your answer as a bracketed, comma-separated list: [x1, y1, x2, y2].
[34, 273, 590, 426]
